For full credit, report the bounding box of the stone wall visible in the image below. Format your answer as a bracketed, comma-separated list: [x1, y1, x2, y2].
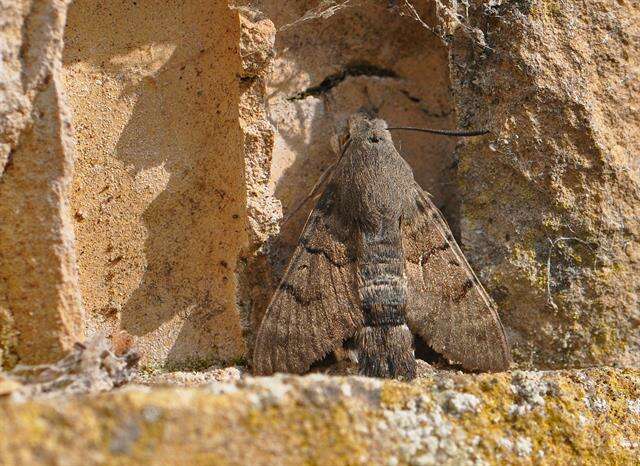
[2, 368, 640, 464]
[1, 0, 639, 371]
[446, 0, 640, 368]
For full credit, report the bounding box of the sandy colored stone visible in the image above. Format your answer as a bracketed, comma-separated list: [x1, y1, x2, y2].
[62, 1, 247, 368]
[135, 365, 244, 387]
[0, 0, 84, 367]
[235, 8, 281, 353]
[445, 0, 640, 368]
[2, 368, 639, 465]
[0, 308, 18, 368]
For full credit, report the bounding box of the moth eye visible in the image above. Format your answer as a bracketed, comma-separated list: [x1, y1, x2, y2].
[368, 135, 381, 143]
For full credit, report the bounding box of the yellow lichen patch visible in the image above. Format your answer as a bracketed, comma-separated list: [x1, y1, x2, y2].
[453, 369, 640, 464]
[245, 403, 375, 465]
[380, 379, 425, 409]
[2, 369, 640, 465]
[443, 374, 517, 462]
[508, 241, 546, 289]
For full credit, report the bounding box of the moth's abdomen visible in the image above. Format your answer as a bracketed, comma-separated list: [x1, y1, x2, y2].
[356, 225, 416, 379]
[356, 324, 414, 379]
[358, 230, 406, 326]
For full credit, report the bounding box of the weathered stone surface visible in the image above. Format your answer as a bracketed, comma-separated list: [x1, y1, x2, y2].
[235, 8, 281, 353]
[0, 0, 84, 367]
[1, 334, 138, 402]
[135, 364, 244, 387]
[2, 368, 639, 464]
[62, 1, 247, 368]
[446, 0, 640, 368]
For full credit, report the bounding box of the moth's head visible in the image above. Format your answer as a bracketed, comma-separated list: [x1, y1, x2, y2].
[335, 112, 393, 155]
[345, 112, 392, 147]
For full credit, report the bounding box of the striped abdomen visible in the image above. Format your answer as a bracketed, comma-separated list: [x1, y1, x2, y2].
[355, 222, 415, 379]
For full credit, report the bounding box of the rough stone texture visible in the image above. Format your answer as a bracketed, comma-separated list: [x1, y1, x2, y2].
[445, 0, 640, 368]
[2, 368, 640, 464]
[1, 334, 138, 402]
[62, 1, 247, 368]
[135, 365, 244, 387]
[0, 0, 84, 367]
[237, 9, 279, 249]
[235, 9, 281, 353]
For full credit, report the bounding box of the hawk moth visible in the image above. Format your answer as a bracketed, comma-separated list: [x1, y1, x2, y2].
[253, 112, 511, 379]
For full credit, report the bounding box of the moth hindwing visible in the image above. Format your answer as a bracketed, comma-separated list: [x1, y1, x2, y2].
[253, 113, 511, 378]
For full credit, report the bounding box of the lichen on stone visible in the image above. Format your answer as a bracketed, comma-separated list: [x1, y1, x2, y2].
[2, 368, 639, 464]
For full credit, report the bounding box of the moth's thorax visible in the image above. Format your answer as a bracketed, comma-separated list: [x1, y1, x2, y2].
[336, 115, 416, 229]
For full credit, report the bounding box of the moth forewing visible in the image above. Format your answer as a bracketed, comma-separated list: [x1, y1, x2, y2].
[402, 187, 511, 372]
[252, 187, 362, 376]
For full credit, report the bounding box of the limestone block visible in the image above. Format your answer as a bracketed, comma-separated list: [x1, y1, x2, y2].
[446, 0, 640, 368]
[0, 0, 84, 367]
[1, 368, 639, 464]
[63, 1, 248, 368]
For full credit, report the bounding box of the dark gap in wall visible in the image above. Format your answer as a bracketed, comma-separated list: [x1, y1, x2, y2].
[288, 62, 399, 101]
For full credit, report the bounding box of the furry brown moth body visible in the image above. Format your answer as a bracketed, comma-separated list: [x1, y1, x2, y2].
[253, 113, 511, 379]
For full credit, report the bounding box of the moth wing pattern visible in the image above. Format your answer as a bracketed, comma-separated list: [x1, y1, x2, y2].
[253, 186, 362, 375]
[402, 185, 511, 372]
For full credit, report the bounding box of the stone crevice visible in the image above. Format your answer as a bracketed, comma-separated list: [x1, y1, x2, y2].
[287, 62, 399, 101]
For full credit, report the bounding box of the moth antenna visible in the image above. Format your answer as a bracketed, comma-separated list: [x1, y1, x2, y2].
[387, 126, 489, 137]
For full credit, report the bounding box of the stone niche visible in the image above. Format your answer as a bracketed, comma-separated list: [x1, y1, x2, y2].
[240, 0, 462, 357]
[59, 0, 460, 369]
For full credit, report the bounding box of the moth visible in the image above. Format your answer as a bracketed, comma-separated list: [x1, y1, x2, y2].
[253, 112, 511, 379]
